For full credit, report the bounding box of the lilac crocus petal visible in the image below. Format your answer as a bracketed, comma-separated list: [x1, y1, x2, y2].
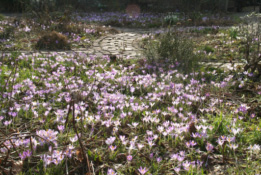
[174, 166, 180, 173]
[19, 150, 32, 160]
[138, 166, 148, 175]
[127, 155, 133, 161]
[107, 169, 117, 175]
[250, 113, 255, 118]
[190, 140, 197, 147]
[105, 136, 116, 145]
[183, 160, 191, 171]
[70, 135, 78, 143]
[57, 125, 65, 132]
[156, 157, 162, 163]
[206, 142, 214, 152]
[109, 145, 117, 151]
[130, 87, 135, 93]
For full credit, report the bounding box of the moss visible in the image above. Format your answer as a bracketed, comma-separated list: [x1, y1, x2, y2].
[35, 31, 70, 50]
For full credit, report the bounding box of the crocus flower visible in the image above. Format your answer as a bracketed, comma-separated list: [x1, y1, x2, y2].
[174, 166, 180, 173]
[156, 157, 162, 163]
[70, 135, 78, 143]
[19, 150, 32, 160]
[217, 138, 224, 146]
[109, 145, 117, 151]
[248, 144, 260, 154]
[183, 160, 191, 171]
[3, 120, 12, 126]
[250, 113, 255, 118]
[130, 87, 135, 93]
[138, 166, 148, 175]
[105, 136, 116, 145]
[107, 169, 117, 175]
[57, 125, 64, 132]
[229, 144, 238, 150]
[127, 155, 133, 161]
[206, 142, 214, 153]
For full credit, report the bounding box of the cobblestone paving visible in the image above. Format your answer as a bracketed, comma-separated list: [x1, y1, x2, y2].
[91, 29, 145, 58]
[0, 28, 148, 59]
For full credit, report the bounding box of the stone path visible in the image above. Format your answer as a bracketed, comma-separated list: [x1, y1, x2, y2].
[83, 27, 161, 58]
[90, 30, 144, 58]
[0, 28, 148, 59]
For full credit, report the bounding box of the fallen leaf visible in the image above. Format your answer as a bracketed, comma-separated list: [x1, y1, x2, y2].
[76, 148, 84, 162]
[12, 160, 23, 175]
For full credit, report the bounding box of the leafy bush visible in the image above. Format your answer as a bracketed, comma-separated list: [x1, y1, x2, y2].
[239, 13, 261, 78]
[143, 30, 201, 73]
[35, 31, 70, 50]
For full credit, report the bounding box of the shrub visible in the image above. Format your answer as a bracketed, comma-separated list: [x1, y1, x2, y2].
[239, 13, 261, 78]
[143, 30, 201, 73]
[35, 31, 70, 50]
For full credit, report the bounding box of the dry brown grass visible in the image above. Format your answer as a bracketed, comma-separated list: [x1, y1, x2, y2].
[35, 31, 70, 50]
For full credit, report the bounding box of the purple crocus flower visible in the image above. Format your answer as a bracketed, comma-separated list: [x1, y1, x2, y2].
[19, 150, 32, 160]
[138, 166, 148, 175]
[105, 136, 116, 145]
[206, 142, 214, 153]
[107, 169, 117, 175]
[127, 155, 133, 161]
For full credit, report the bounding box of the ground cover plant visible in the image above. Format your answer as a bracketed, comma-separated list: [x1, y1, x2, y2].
[0, 11, 261, 175]
[0, 50, 261, 174]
